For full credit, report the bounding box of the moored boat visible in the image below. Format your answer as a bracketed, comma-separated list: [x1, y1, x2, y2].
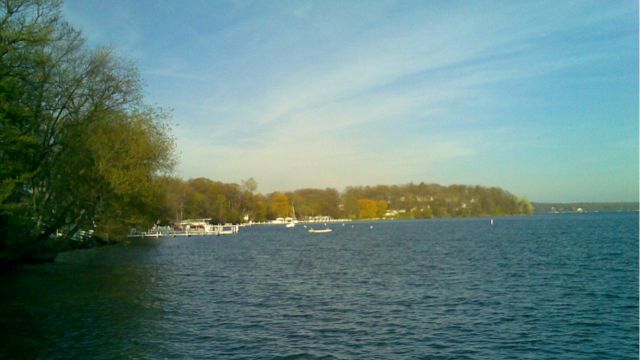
[285, 203, 297, 228]
[308, 228, 332, 233]
[129, 219, 239, 237]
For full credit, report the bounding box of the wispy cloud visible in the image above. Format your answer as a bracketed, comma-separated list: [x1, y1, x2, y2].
[64, 0, 638, 200]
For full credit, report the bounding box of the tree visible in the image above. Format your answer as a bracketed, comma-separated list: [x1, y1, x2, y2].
[376, 200, 388, 218]
[241, 177, 257, 193]
[157, 176, 187, 222]
[518, 197, 534, 214]
[358, 199, 378, 219]
[269, 193, 290, 218]
[288, 188, 340, 218]
[0, 0, 175, 261]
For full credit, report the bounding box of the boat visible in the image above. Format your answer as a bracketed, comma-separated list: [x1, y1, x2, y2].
[286, 203, 297, 228]
[173, 219, 219, 235]
[218, 223, 240, 235]
[308, 228, 332, 233]
[129, 219, 240, 237]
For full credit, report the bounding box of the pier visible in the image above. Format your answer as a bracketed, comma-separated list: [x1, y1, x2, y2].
[129, 219, 239, 238]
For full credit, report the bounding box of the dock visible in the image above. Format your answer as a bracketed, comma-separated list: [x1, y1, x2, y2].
[129, 220, 239, 238]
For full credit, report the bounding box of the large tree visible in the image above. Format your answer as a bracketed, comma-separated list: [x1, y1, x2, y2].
[0, 0, 174, 261]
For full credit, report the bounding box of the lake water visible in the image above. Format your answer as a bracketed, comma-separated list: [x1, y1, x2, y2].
[0, 213, 637, 359]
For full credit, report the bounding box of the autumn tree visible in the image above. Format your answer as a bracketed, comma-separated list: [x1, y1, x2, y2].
[357, 199, 378, 219]
[269, 193, 291, 218]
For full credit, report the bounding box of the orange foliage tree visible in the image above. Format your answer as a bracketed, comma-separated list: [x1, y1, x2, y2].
[270, 193, 291, 218]
[357, 199, 378, 219]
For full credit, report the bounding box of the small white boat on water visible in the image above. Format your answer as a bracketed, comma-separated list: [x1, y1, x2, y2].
[286, 203, 297, 228]
[308, 228, 332, 234]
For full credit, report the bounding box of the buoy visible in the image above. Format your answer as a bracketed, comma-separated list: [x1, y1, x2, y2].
[370, 225, 373, 229]
[490, 219, 494, 225]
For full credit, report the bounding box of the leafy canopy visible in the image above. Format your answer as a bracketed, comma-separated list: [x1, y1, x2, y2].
[0, 0, 175, 261]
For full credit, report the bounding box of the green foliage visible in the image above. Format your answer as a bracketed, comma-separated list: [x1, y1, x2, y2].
[376, 200, 388, 218]
[287, 188, 340, 218]
[157, 177, 258, 224]
[343, 183, 533, 219]
[0, 0, 174, 262]
[156, 180, 344, 224]
[154, 180, 533, 224]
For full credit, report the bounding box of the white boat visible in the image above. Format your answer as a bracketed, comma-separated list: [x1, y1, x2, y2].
[286, 203, 297, 228]
[218, 223, 240, 235]
[129, 219, 240, 237]
[171, 219, 220, 236]
[308, 228, 332, 233]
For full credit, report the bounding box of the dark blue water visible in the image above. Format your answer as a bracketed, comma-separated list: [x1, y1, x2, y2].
[0, 213, 637, 359]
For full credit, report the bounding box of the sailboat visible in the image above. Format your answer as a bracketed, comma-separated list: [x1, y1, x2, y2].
[285, 203, 296, 228]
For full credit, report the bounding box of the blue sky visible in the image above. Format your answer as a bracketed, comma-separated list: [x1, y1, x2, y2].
[63, 0, 638, 202]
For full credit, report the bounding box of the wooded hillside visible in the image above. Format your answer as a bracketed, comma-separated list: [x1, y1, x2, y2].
[157, 178, 534, 224]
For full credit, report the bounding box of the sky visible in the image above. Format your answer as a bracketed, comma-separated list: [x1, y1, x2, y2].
[63, 0, 638, 202]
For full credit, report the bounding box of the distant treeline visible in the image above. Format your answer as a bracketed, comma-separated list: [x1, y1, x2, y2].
[532, 202, 639, 213]
[157, 177, 534, 224]
[157, 177, 341, 224]
[342, 183, 533, 219]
